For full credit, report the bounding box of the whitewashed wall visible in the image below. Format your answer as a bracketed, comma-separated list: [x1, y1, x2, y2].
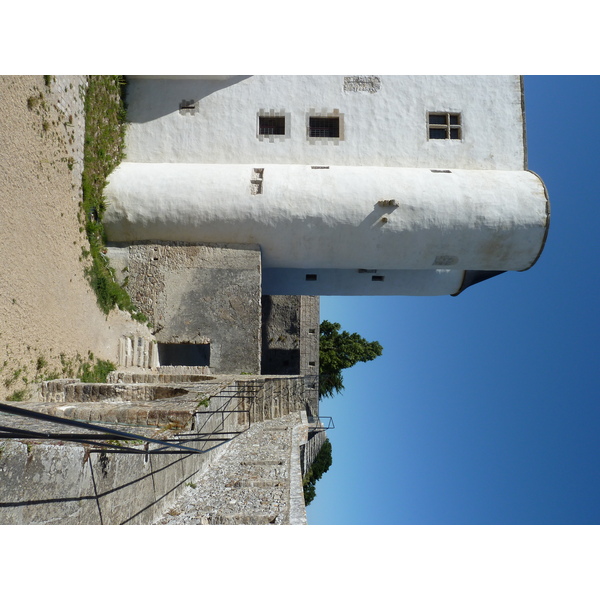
[122, 75, 526, 170]
[105, 164, 548, 272]
[104, 75, 549, 296]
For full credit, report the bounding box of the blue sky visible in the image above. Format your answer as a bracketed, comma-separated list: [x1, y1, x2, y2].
[306, 76, 600, 525]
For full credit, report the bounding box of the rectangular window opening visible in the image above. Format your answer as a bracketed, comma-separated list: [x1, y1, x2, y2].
[428, 112, 462, 140]
[259, 116, 285, 136]
[305, 274, 318, 281]
[309, 117, 340, 138]
[372, 275, 385, 282]
[158, 343, 210, 367]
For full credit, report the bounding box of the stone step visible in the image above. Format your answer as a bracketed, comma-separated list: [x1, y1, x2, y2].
[16, 401, 197, 431]
[118, 335, 159, 369]
[39, 379, 191, 404]
[107, 370, 214, 384]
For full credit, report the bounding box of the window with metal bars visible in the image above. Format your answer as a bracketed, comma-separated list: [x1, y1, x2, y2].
[309, 117, 340, 138]
[259, 116, 286, 136]
[428, 112, 462, 140]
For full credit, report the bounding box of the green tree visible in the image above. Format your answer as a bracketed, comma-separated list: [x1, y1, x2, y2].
[319, 320, 383, 398]
[303, 438, 333, 506]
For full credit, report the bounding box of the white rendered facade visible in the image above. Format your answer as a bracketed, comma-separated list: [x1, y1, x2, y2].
[104, 76, 550, 296]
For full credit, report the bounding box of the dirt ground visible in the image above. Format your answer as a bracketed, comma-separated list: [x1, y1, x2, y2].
[0, 75, 148, 402]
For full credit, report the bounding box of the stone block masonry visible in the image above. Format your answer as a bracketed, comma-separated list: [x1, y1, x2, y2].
[261, 295, 319, 413]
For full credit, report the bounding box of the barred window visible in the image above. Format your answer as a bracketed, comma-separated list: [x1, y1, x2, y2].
[309, 117, 340, 138]
[428, 112, 462, 140]
[259, 116, 286, 136]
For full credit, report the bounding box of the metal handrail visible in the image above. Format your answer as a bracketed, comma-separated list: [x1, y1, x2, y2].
[0, 402, 223, 455]
[0, 376, 303, 454]
[308, 415, 335, 431]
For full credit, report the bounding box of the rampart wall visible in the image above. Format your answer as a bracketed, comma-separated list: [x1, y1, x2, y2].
[0, 375, 315, 525]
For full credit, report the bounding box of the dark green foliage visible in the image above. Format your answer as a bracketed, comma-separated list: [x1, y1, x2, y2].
[303, 439, 333, 506]
[319, 320, 383, 398]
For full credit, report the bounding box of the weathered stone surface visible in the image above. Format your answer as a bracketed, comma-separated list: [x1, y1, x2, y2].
[112, 242, 262, 375]
[154, 411, 308, 525]
[261, 295, 319, 414]
[0, 375, 319, 525]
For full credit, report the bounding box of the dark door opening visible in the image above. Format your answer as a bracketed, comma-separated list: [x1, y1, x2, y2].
[158, 343, 210, 367]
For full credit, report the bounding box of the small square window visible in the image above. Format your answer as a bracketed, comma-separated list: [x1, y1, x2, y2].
[259, 116, 285, 136]
[372, 275, 385, 282]
[305, 274, 317, 281]
[428, 112, 462, 140]
[309, 117, 340, 138]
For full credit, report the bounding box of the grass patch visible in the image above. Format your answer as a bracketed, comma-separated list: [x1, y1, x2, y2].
[55, 352, 115, 383]
[78, 358, 116, 383]
[4, 368, 23, 388]
[6, 389, 26, 402]
[81, 76, 147, 323]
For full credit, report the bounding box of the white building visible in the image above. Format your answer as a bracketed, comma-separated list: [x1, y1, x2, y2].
[104, 75, 550, 296]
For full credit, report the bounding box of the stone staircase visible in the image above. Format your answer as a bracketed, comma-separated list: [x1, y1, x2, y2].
[118, 335, 159, 369]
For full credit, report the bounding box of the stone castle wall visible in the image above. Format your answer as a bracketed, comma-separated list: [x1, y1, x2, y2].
[109, 241, 262, 375]
[0, 375, 316, 525]
[261, 295, 319, 412]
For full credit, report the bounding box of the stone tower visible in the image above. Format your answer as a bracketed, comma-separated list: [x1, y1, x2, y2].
[104, 75, 549, 296]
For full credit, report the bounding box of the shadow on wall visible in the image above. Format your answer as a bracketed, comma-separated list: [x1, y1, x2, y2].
[262, 348, 301, 375]
[125, 76, 253, 123]
[0, 446, 201, 525]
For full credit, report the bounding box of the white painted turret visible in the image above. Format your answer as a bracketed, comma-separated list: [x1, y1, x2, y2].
[104, 75, 550, 296]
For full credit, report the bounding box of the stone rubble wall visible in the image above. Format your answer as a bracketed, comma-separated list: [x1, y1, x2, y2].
[261, 295, 319, 415]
